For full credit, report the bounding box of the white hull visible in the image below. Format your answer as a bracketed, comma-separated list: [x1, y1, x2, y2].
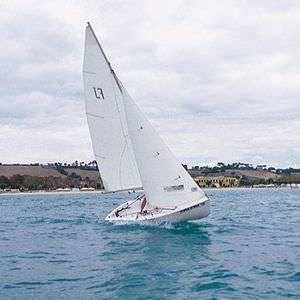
[105, 198, 210, 222]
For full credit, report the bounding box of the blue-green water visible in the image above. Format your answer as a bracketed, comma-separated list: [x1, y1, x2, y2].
[0, 189, 299, 299]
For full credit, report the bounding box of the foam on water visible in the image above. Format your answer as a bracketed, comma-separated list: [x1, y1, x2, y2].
[0, 189, 300, 299]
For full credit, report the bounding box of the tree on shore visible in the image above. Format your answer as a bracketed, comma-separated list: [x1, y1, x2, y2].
[0, 174, 103, 191]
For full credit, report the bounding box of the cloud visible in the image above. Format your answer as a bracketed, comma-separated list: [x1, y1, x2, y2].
[0, 0, 299, 167]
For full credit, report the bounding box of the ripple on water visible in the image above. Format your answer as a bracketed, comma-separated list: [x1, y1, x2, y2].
[0, 189, 300, 299]
[288, 272, 300, 282]
[192, 281, 232, 292]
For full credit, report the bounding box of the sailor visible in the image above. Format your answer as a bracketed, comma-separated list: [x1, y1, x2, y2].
[140, 196, 147, 214]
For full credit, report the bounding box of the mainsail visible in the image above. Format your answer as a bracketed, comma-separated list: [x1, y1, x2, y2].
[83, 23, 206, 208]
[83, 24, 142, 192]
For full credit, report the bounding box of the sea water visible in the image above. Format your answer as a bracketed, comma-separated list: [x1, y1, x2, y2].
[0, 189, 299, 299]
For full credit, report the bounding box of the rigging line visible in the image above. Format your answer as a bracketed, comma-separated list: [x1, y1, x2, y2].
[111, 71, 123, 94]
[102, 187, 143, 194]
[122, 194, 145, 210]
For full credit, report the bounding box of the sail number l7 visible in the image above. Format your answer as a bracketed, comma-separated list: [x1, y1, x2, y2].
[93, 87, 105, 100]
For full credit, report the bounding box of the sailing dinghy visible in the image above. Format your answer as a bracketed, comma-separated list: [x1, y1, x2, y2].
[83, 23, 210, 222]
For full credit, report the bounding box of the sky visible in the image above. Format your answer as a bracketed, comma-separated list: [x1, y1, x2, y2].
[1, 0, 300, 168]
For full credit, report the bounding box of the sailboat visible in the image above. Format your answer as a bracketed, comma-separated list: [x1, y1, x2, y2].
[83, 23, 210, 222]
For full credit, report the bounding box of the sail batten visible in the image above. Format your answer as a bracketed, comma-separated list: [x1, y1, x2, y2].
[86, 112, 105, 119]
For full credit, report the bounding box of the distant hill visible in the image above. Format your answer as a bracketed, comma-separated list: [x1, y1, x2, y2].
[0, 165, 64, 177]
[1, 162, 299, 190]
[0, 164, 103, 191]
[0, 165, 100, 179]
[63, 168, 100, 179]
[223, 169, 279, 180]
[189, 168, 279, 180]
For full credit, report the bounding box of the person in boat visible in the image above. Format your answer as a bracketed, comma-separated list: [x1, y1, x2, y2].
[140, 196, 147, 214]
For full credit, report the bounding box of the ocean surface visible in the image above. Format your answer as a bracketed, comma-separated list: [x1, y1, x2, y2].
[0, 189, 299, 300]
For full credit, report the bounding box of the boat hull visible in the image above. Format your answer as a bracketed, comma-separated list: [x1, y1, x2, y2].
[105, 198, 210, 222]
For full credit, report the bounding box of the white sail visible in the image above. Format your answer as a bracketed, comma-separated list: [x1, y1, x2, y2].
[83, 24, 142, 192]
[122, 88, 206, 208]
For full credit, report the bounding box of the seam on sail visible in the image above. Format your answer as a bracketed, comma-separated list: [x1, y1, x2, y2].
[86, 112, 104, 119]
[83, 70, 97, 75]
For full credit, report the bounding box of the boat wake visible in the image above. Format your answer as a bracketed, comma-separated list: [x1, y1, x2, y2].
[106, 218, 209, 233]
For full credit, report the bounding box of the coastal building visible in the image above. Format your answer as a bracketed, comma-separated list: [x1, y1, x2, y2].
[256, 164, 267, 170]
[194, 176, 240, 188]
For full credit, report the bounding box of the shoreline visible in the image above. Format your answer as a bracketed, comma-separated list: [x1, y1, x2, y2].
[0, 190, 104, 196]
[0, 186, 298, 196]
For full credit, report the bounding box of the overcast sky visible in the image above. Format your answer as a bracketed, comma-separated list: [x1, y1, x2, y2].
[1, 0, 300, 168]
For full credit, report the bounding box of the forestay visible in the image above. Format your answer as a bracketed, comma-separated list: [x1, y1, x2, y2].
[83, 24, 142, 192]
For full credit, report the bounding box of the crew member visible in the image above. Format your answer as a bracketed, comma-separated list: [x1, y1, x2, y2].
[140, 196, 147, 214]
